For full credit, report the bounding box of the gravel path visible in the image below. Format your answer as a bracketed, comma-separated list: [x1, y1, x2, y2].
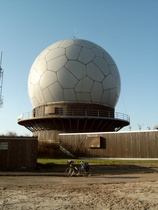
[1, 174, 158, 209]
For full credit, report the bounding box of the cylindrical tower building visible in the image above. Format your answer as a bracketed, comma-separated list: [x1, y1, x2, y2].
[18, 39, 130, 142]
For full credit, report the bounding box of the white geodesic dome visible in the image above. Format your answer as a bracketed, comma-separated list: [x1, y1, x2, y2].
[28, 39, 121, 108]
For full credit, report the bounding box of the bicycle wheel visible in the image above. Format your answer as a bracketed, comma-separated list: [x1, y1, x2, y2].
[85, 168, 91, 177]
[64, 167, 74, 177]
[79, 167, 91, 177]
[78, 167, 85, 176]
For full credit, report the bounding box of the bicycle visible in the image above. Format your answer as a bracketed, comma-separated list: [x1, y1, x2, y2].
[64, 160, 79, 177]
[64, 160, 91, 177]
[79, 165, 91, 177]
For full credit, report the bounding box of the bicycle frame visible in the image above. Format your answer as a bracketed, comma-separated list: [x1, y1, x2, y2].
[64, 161, 91, 177]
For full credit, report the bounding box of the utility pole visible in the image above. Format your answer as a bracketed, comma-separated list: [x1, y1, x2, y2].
[0, 52, 4, 107]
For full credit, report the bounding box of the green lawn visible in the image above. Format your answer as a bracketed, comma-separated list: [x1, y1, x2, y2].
[37, 158, 158, 166]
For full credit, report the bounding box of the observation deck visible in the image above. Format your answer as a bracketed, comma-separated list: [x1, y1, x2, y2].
[18, 107, 130, 133]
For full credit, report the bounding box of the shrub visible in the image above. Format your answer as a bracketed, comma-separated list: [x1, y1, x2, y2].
[38, 141, 67, 158]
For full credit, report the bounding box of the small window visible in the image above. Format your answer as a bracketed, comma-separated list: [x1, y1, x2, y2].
[86, 137, 101, 148]
[0, 142, 8, 150]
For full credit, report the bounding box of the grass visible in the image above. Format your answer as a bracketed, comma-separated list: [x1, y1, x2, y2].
[37, 158, 158, 166]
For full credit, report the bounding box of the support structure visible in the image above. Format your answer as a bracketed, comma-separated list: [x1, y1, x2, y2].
[18, 102, 130, 142]
[0, 52, 4, 107]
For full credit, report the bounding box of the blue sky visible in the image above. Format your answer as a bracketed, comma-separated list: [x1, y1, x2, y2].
[0, 0, 157, 135]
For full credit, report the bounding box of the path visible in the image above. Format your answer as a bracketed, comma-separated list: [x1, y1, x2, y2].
[0, 173, 158, 186]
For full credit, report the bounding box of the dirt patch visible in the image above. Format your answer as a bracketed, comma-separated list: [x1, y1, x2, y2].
[1, 180, 158, 209]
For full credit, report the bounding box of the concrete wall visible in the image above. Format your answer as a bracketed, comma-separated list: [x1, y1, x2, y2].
[59, 130, 158, 158]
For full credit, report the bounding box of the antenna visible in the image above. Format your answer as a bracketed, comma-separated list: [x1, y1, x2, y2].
[73, 29, 82, 39]
[73, 28, 77, 39]
[0, 52, 4, 107]
[0, 52, 2, 65]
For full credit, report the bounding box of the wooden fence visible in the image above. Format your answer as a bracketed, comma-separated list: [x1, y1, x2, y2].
[0, 136, 38, 170]
[59, 130, 158, 158]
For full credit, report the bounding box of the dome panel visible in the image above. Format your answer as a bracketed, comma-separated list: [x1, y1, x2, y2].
[59, 39, 74, 48]
[31, 97, 39, 108]
[75, 77, 93, 92]
[102, 74, 116, 89]
[74, 39, 95, 48]
[109, 88, 117, 107]
[64, 89, 76, 101]
[93, 57, 110, 76]
[48, 41, 62, 49]
[28, 83, 35, 101]
[109, 64, 119, 78]
[29, 69, 40, 85]
[46, 48, 65, 61]
[57, 67, 78, 88]
[39, 71, 57, 89]
[65, 61, 86, 79]
[49, 82, 64, 101]
[38, 48, 50, 59]
[76, 92, 91, 102]
[78, 48, 95, 64]
[87, 62, 104, 81]
[43, 88, 55, 103]
[66, 45, 81, 60]
[104, 52, 115, 65]
[91, 47, 104, 57]
[47, 55, 67, 72]
[34, 58, 47, 76]
[34, 84, 44, 105]
[101, 89, 110, 105]
[115, 95, 119, 107]
[91, 82, 103, 103]
[116, 77, 121, 95]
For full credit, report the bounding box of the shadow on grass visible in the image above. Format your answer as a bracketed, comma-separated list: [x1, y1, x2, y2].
[37, 162, 70, 172]
[90, 164, 157, 175]
[36, 163, 158, 174]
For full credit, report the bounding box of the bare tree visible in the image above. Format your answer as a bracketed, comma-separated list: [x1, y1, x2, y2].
[6, 131, 18, 136]
[154, 125, 158, 130]
[138, 123, 143, 131]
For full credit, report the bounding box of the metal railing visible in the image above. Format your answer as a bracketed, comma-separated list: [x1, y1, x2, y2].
[18, 109, 130, 123]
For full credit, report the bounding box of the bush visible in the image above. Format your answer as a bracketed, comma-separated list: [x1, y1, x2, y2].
[59, 140, 90, 157]
[38, 142, 67, 158]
